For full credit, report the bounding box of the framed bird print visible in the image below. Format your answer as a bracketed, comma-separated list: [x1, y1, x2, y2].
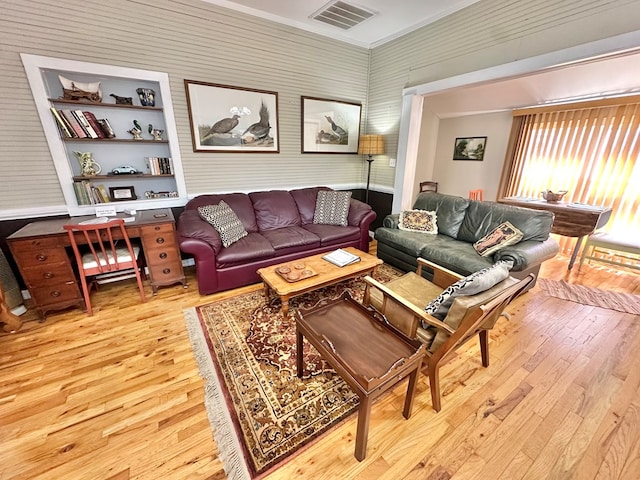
[301, 96, 361, 154]
[184, 80, 279, 153]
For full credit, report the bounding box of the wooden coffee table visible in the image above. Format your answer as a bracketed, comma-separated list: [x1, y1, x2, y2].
[296, 293, 426, 461]
[257, 247, 382, 316]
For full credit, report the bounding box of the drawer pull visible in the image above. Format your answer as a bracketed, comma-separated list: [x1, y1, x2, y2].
[156, 237, 165, 244]
[43, 272, 54, 279]
[159, 252, 167, 259]
[155, 226, 161, 231]
[36, 254, 47, 262]
[163, 268, 171, 274]
[51, 290, 61, 297]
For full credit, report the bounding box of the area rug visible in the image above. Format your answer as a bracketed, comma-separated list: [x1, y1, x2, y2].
[538, 278, 640, 314]
[184, 265, 403, 479]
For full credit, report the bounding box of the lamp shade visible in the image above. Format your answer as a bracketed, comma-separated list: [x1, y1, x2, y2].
[358, 134, 385, 155]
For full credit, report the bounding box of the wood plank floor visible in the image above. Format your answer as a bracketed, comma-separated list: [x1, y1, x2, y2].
[1, 248, 639, 479]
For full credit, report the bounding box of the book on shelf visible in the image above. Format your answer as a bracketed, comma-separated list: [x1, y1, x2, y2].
[73, 181, 90, 205]
[145, 157, 173, 175]
[96, 118, 116, 138]
[49, 107, 74, 138]
[322, 249, 361, 267]
[60, 109, 88, 138]
[82, 111, 107, 138]
[73, 110, 99, 138]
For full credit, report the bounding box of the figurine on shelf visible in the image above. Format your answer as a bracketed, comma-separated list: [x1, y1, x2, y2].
[136, 88, 156, 107]
[74, 151, 102, 176]
[148, 124, 164, 141]
[128, 120, 143, 140]
[110, 93, 133, 105]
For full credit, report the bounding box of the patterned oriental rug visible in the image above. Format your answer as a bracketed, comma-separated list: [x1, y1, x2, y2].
[538, 278, 640, 314]
[183, 265, 403, 479]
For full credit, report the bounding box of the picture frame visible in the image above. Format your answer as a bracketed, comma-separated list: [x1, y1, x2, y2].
[301, 96, 361, 153]
[453, 136, 487, 161]
[184, 80, 279, 153]
[109, 186, 137, 201]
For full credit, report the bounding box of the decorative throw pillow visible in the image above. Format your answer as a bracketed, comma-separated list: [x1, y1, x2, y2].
[197, 201, 248, 248]
[424, 259, 514, 322]
[313, 190, 352, 226]
[473, 221, 524, 257]
[398, 209, 438, 234]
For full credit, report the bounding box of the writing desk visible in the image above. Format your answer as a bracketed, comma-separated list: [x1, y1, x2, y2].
[499, 197, 612, 269]
[7, 208, 186, 318]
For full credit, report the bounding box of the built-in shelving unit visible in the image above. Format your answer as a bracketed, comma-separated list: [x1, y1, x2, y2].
[21, 54, 187, 216]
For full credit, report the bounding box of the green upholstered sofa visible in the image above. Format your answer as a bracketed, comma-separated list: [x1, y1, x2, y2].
[375, 192, 559, 287]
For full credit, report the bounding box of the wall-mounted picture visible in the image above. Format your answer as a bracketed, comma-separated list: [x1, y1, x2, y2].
[453, 136, 487, 161]
[301, 96, 361, 153]
[184, 80, 279, 153]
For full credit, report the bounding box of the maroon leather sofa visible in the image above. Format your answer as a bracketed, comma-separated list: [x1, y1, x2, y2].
[177, 187, 376, 295]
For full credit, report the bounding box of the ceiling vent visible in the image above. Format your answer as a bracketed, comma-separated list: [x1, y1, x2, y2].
[310, 1, 376, 30]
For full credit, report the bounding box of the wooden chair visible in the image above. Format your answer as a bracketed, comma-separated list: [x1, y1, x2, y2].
[63, 219, 146, 316]
[419, 181, 438, 193]
[363, 258, 533, 411]
[1, 285, 22, 333]
[469, 189, 484, 200]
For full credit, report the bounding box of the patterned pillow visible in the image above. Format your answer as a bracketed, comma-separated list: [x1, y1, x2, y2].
[197, 201, 248, 247]
[398, 209, 438, 234]
[424, 260, 513, 322]
[473, 221, 524, 257]
[313, 190, 352, 226]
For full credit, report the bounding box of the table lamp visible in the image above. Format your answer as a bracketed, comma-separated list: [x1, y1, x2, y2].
[358, 134, 384, 204]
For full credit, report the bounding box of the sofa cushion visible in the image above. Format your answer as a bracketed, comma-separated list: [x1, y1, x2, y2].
[457, 200, 554, 243]
[215, 232, 275, 268]
[290, 187, 331, 224]
[424, 259, 513, 321]
[313, 190, 352, 226]
[412, 192, 469, 238]
[303, 224, 361, 246]
[473, 221, 524, 256]
[399, 209, 438, 234]
[185, 193, 259, 233]
[259, 226, 320, 250]
[250, 190, 301, 231]
[198, 201, 248, 247]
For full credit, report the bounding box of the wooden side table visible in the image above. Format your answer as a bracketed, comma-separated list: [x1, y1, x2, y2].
[296, 293, 426, 461]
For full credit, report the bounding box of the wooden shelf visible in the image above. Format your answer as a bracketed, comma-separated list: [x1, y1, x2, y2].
[48, 98, 162, 110]
[73, 174, 174, 181]
[62, 138, 168, 143]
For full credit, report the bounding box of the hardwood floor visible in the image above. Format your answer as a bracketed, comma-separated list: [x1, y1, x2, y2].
[1, 251, 639, 479]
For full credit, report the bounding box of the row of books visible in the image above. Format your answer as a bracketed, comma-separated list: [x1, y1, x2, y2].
[50, 107, 115, 139]
[145, 157, 174, 175]
[73, 181, 111, 205]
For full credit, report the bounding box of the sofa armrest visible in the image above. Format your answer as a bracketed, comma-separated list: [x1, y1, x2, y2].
[177, 209, 222, 254]
[493, 237, 559, 271]
[347, 198, 374, 226]
[382, 213, 400, 229]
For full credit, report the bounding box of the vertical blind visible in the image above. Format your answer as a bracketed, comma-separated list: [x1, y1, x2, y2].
[500, 98, 640, 255]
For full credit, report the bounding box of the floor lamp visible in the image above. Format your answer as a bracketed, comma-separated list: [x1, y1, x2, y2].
[358, 134, 385, 204]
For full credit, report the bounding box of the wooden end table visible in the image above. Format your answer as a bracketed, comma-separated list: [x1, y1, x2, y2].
[257, 247, 382, 316]
[296, 293, 426, 461]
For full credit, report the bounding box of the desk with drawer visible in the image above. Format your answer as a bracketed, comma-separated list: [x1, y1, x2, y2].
[7, 208, 186, 318]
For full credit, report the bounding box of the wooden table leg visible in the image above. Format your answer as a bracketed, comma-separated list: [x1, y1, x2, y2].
[281, 295, 290, 316]
[262, 282, 270, 301]
[568, 235, 585, 270]
[296, 326, 304, 378]
[403, 367, 420, 419]
[354, 394, 372, 461]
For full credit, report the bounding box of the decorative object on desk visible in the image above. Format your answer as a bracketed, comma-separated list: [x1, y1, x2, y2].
[358, 134, 385, 204]
[541, 189, 568, 203]
[109, 186, 137, 201]
[453, 136, 486, 161]
[74, 151, 102, 176]
[111, 165, 140, 175]
[109, 93, 132, 105]
[136, 87, 156, 107]
[147, 124, 164, 141]
[128, 120, 143, 140]
[58, 75, 102, 102]
[183, 265, 402, 478]
[184, 80, 279, 152]
[301, 96, 361, 153]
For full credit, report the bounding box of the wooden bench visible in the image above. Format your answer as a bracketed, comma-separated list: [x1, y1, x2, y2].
[579, 232, 640, 272]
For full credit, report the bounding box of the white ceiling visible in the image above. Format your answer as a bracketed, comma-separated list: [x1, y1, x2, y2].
[202, 0, 482, 48]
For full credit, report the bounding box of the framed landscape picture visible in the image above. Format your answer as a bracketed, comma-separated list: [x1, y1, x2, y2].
[184, 80, 279, 153]
[301, 96, 361, 153]
[453, 136, 487, 161]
